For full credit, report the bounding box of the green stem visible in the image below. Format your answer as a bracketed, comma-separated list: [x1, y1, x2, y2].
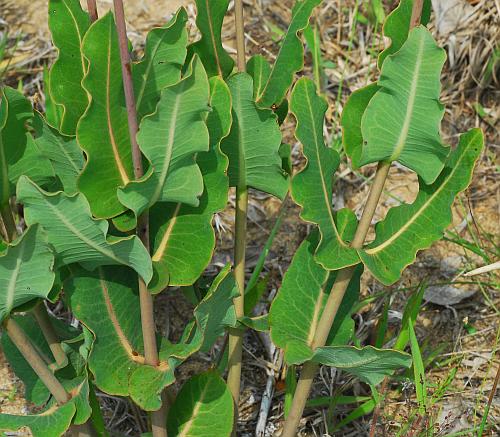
[227, 186, 247, 407]
[4, 318, 69, 404]
[281, 160, 390, 436]
[32, 302, 67, 367]
[281, 2, 427, 434]
[227, 0, 247, 419]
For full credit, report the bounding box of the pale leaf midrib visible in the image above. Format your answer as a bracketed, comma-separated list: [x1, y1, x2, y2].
[151, 81, 186, 204]
[152, 203, 182, 261]
[62, 0, 87, 77]
[54, 0, 88, 130]
[257, 1, 308, 101]
[49, 132, 81, 174]
[38, 189, 124, 265]
[389, 31, 425, 161]
[365, 132, 478, 255]
[306, 281, 326, 347]
[98, 269, 136, 358]
[205, 0, 223, 77]
[177, 383, 209, 437]
[135, 25, 174, 111]
[5, 242, 24, 315]
[105, 22, 130, 185]
[303, 88, 347, 247]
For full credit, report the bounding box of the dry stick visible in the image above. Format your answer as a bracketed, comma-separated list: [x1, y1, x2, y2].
[4, 318, 69, 404]
[227, 0, 248, 412]
[281, 3, 426, 435]
[86, 0, 98, 22]
[112, 1, 166, 436]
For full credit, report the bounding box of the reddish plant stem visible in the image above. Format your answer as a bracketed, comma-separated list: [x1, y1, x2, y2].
[112, 1, 166, 436]
[86, 0, 98, 22]
[368, 377, 389, 437]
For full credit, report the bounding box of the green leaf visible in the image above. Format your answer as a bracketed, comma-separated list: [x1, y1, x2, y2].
[378, 0, 432, 68]
[148, 77, 231, 292]
[8, 135, 56, 190]
[66, 265, 236, 410]
[17, 176, 152, 283]
[358, 129, 484, 285]
[0, 376, 91, 436]
[270, 231, 361, 365]
[133, 8, 189, 121]
[247, 55, 271, 99]
[0, 402, 76, 437]
[32, 112, 84, 194]
[166, 265, 238, 359]
[408, 321, 427, 414]
[43, 66, 62, 128]
[257, 0, 321, 107]
[167, 371, 234, 437]
[119, 57, 210, 216]
[394, 285, 425, 351]
[65, 266, 175, 411]
[0, 87, 33, 206]
[332, 399, 376, 431]
[360, 26, 448, 184]
[48, 0, 91, 135]
[77, 12, 134, 218]
[312, 345, 412, 385]
[0, 226, 55, 323]
[247, 55, 289, 123]
[303, 24, 324, 92]
[341, 83, 379, 168]
[290, 78, 359, 270]
[190, 0, 234, 78]
[239, 314, 269, 332]
[221, 72, 288, 199]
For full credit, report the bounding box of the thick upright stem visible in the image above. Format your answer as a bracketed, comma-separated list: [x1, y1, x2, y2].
[112, 1, 166, 435]
[234, 0, 246, 72]
[281, 1, 425, 434]
[86, 0, 98, 22]
[227, 186, 247, 404]
[227, 0, 247, 414]
[33, 303, 67, 367]
[281, 161, 390, 436]
[4, 318, 69, 404]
